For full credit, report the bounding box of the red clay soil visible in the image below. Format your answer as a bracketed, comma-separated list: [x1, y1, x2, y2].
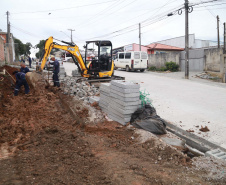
[0, 66, 225, 184]
[2, 65, 17, 81]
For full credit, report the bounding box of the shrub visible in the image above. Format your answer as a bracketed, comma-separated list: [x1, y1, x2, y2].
[148, 66, 157, 71]
[165, 61, 179, 72]
[157, 67, 167, 71]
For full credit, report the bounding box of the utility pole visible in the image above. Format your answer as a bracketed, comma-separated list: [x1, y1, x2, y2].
[68, 29, 75, 43]
[6, 11, 10, 43]
[185, 0, 189, 79]
[139, 23, 141, 51]
[223, 22, 225, 52]
[217, 15, 220, 48]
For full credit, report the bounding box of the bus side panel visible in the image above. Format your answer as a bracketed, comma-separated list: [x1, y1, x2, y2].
[141, 52, 148, 69]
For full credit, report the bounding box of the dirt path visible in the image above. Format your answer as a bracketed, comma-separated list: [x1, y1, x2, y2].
[0, 66, 225, 184]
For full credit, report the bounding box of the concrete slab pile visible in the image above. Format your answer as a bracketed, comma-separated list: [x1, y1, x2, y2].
[99, 83, 111, 114]
[99, 80, 140, 125]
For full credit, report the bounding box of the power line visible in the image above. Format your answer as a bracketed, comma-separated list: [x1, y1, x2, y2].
[191, 0, 225, 6]
[11, 0, 118, 14]
[75, 0, 122, 28]
[10, 24, 45, 39]
[75, 0, 137, 30]
[195, 6, 226, 10]
[194, 2, 226, 7]
[84, 10, 174, 40]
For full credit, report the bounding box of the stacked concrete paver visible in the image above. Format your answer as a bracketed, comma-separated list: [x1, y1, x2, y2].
[99, 80, 140, 125]
[99, 83, 111, 114]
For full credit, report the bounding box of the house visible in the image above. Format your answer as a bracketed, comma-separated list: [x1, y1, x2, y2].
[0, 31, 15, 63]
[155, 34, 222, 49]
[112, 43, 149, 55]
[112, 43, 184, 55]
[0, 32, 7, 44]
[146, 43, 184, 54]
[0, 36, 5, 62]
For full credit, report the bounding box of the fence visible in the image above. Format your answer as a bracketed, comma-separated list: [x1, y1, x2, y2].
[148, 47, 224, 73]
[148, 52, 180, 68]
[180, 48, 205, 72]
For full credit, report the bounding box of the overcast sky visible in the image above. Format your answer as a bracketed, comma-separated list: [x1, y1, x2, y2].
[1, 0, 226, 57]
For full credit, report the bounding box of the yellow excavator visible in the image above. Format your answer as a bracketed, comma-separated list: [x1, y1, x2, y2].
[38, 36, 117, 80]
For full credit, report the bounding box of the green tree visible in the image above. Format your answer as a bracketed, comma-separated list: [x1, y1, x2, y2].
[35, 40, 45, 59]
[25, 42, 32, 55]
[14, 37, 25, 57]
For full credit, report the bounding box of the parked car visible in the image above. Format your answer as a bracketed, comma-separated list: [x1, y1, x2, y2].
[114, 51, 148, 72]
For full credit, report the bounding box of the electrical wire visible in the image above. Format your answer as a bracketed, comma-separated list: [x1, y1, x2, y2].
[74, 0, 122, 28]
[75, 0, 138, 30]
[11, 0, 118, 14]
[195, 6, 226, 10]
[81, 2, 183, 41]
[10, 24, 46, 39]
[194, 2, 226, 7]
[83, 11, 174, 41]
[190, 0, 225, 6]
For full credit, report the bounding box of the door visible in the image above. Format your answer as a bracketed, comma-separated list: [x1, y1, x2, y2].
[125, 52, 131, 68]
[118, 53, 125, 68]
[141, 52, 148, 69]
[134, 52, 141, 69]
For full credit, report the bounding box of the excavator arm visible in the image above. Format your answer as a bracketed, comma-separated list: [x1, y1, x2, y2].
[40, 36, 90, 77]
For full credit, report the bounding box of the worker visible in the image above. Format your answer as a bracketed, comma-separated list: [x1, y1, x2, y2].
[28, 55, 32, 68]
[20, 63, 30, 74]
[12, 71, 30, 96]
[49, 57, 60, 87]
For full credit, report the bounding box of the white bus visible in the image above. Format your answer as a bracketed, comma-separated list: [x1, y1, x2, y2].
[114, 51, 148, 72]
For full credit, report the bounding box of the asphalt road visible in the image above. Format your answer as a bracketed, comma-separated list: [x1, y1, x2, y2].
[114, 69, 226, 149]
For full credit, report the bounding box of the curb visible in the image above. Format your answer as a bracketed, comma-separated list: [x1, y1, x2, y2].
[165, 122, 226, 153]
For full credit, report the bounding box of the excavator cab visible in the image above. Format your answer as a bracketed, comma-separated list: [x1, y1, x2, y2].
[85, 41, 113, 75]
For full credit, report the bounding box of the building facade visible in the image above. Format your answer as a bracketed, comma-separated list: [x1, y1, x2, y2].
[0, 36, 5, 62]
[155, 34, 221, 49]
[0, 32, 15, 63]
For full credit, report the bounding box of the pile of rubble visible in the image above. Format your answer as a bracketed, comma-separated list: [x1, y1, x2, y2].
[61, 76, 100, 101]
[195, 72, 221, 81]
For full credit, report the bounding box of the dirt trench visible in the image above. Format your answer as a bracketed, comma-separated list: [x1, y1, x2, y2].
[0, 66, 225, 185]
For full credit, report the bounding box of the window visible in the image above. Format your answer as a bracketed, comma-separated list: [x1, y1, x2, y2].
[100, 46, 111, 56]
[119, 53, 124, 59]
[141, 52, 147, 59]
[134, 52, 140, 59]
[125, 53, 131, 59]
